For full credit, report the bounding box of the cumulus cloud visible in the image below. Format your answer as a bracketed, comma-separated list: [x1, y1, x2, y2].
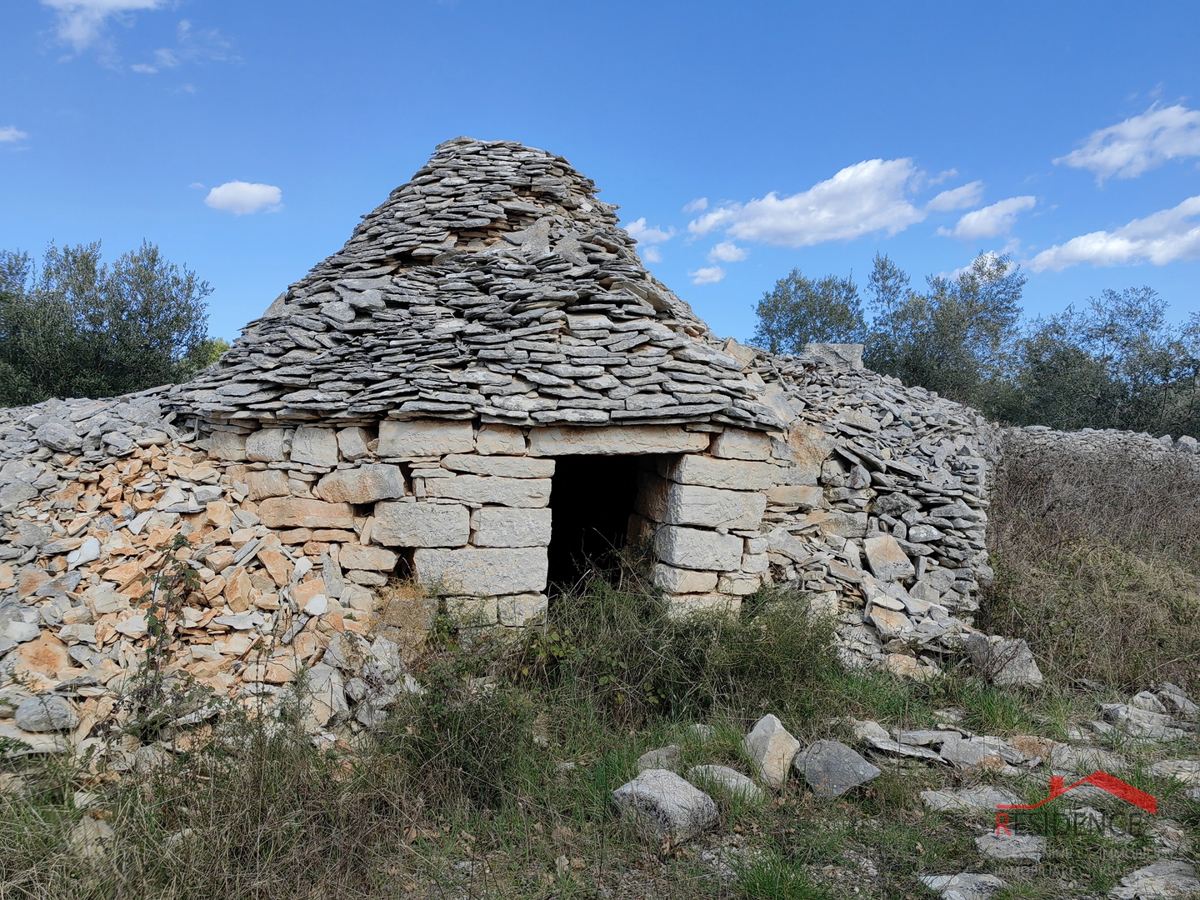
[938, 196, 1036, 241]
[204, 181, 282, 215]
[641, 246, 663, 263]
[41, 0, 164, 51]
[624, 217, 675, 244]
[1056, 103, 1200, 181]
[0, 127, 29, 143]
[707, 241, 747, 263]
[926, 181, 984, 213]
[687, 158, 927, 247]
[689, 266, 726, 285]
[682, 197, 708, 213]
[1029, 195, 1200, 272]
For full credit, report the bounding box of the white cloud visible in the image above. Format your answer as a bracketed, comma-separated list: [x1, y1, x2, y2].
[689, 266, 726, 285]
[624, 217, 675, 244]
[131, 20, 234, 73]
[641, 246, 663, 263]
[682, 197, 708, 213]
[938, 196, 1035, 240]
[1056, 103, 1200, 181]
[687, 158, 927, 247]
[926, 181, 984, 212]
[707, 241, 747, 263]
[1029, 195, 1200, 272]
[0, 127, 29, 143]
[204, 181, 282, 215]
[929, 168, 959, 186]
[41, 0, 164, 51]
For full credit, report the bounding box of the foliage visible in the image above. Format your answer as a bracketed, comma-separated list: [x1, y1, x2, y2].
[0, 241, 216, 406]
[752, 252, 1200, 435]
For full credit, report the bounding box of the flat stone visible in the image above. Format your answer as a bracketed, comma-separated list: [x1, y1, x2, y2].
[663, 483, 766, 530]
[743, 714, 800, 790]
[497, 592, 547, 626]
[766, 485, 824, 508]
[655, 526, 743, 572]
[258, 497, 355, 530]
[660, 455, 777, 491]
[245, 469, 289, 500]
[441, 454, 554, 478]
[425, 475, 551, 508]
[686, 765, 767, 804]
[291, 426, 340, 467]
[471, 507, 551, 548]
[413, 547, 547, 595]
[963, 634, 1044, 687]
[339, 544, 399, 572]
[528, 425, 709, 456]
[207, 431, 247, 460]
[974, 833, 1045, 864]
[637, 745, 681, 772]
[709, 429, 772, 461]
[373, 502, 470, 547]
[863, 534, 915, 582]
[377, 419, 474, 458]
[298, 664, 347, 731]
[1149, 759, 1200, 785]
[1099, 703, 1186, 741]
[316, 465, 406, 504]
[653, 564, 718, 594]
[246, 428, 290, 462]
[793, 740, 881, 798]
[336, 427, 371, 461]
[1109, 860, 1200, 900]
[921, 786, 1021, 815]
[919, 873, 1006, 900]
[611, 768, 718, 843]
[475, 424, 526, 455]
[14, 695, 78, 733]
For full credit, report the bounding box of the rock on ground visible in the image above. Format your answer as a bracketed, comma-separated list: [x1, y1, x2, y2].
[920, 873, 1007, 900]
[1108, 859, 1200, 899]
[611, 768, 718, 844]
[742, 713, 799, 790]
[974, 833, 1045, 864]
[920, 786, 1021, 815]
[686, 765, 766, 804]
[13, 695, 77, 733]
[792, 739, 881, 798]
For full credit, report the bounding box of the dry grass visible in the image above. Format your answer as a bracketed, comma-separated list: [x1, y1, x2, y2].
[980, 438, 1200, 690]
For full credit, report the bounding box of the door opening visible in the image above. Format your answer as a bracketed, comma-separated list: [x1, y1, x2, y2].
[547, 455, 641, 592]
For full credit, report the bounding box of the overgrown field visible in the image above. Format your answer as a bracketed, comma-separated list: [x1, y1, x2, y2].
[2, 447, 1199, 899]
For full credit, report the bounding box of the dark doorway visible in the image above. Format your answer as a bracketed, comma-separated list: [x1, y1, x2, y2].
[547, 455, 641, 591]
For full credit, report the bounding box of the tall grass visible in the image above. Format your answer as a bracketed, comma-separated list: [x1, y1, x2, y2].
[980, 439, 1200, 690]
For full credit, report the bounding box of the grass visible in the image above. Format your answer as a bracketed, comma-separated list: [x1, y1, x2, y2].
[2, 481, 1199, 898]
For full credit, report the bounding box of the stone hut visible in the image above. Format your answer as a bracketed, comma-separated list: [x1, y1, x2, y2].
[169, 137, 996, 670]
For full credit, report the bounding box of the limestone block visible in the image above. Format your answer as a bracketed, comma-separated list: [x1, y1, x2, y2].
[740, 553, 769, 574]
[634, 472, 670, 522]
[373, 501, 470, 548]
[259, 497, 355, 530]
[336, 427, 371, 461]
[653, 564, 718, 594]
[766, 485, 823, 509]
[528, 425, 710, 456]
[660, 456, 777, 491]
[471, 508, 552, 548]
[819, 511, 869, 539]
[476, 424, 526, 455]
[446, 595, 499, 625]
[246, 429, 291, 462]
[654, 526, 742, 572]
[787, 424, 836, 485]
[497, 593, 548, 626]
[743, 714, 800, 790]
[426, 475, 551, 508]
[686, 765, 767, 804]
[414, 547, 548, 595]
[245, 469, 289, 501]
[290, 426, 339, 467]
[869, 606, 912, 639]
[709, 429, 772, 461]
[611, 769, 718, 843]
[208, 431, 247, 461]
[864, 534, 915, 582]
[792, 740, 881, 799]
[316, 465, 405, 504]
[442, 454, 554, 478]
[377, 419, 473, 458]
[663, 483, 766, 530]
[717, 572, 762, 595]
[339, 544, 399, 572]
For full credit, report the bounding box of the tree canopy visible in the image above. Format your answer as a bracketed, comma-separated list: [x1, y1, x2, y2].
[753, 252, 1200, 436]
[0, 241, 220, 406]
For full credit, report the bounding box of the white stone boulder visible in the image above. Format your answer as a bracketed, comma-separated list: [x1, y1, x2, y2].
[1109, 860, 1200, 899]
[611, 768, 718, 843]
[743, 714, 800, 790]
[792, 740, 881, 798]
[963, 634, 1044, 687]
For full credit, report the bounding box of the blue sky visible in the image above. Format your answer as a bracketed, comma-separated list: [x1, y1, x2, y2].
[3, 1, 1199, 343]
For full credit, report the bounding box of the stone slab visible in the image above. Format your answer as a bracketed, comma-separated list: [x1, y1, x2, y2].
[425, 475, 551, 508]
[258, 497, 355, 530]
[413, 547, 548, 595]
[442, 454, 554, 478]
[659, 455, 778, 491]
[373, 502, 470, 548]
[654, 526, 743, 572]
[316, 465, 406, 504]
[471, 508, 552, 548]
[663, 483, 766, 530]
[378, 419, 474, 458]
[528, 425, 710, 456]
[709, 429, 772, 461]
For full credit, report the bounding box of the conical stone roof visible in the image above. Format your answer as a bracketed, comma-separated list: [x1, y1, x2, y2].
[173, 138, 784, 432]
